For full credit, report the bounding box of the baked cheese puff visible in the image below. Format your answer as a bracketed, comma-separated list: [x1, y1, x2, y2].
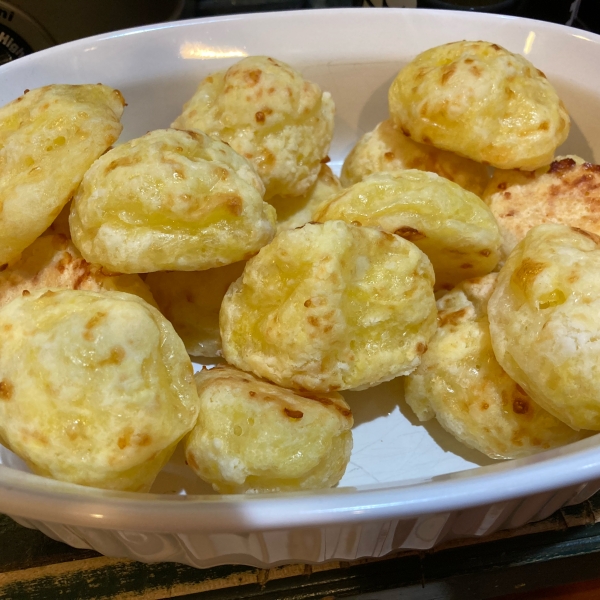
[314, 170, 501, 291]
[70, 128, 276, 274]
[405, 274, 586, 459]
[172, 56, 335, 200]
[0, 289, 199, 492]
[185, 366, 353, 493]
[146, 261, 245, 357]
[0, 84, 125, 266]
[44, 202, 72, 238]
[268, 165, 342, 232]
[0, 234, 156, 310]
[488, 224, 600, 430]
[341, 120, 489, 196]
[220, 220, 437, 392]
[483, 156, 600, 258]
[388, 41, 570, 170]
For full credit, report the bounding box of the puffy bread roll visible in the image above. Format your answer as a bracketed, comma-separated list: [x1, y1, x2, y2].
[0, 84, 125, 265]
[314, 170, 501, 291]
[70, 128, 276, 273]
[388, 41, 569, 170]
[220, 220, 437, 392]
[44, 202, 72, 238]
[0, 234, 156, 310]
[341, 120, 489, 196]
[185, 366, 353, 493]
[488, 224, 600, 430]
[0, 289, 199, 491]
[146, 261, 245, 357]
[172, 56, 335, 199]
[483, 156, 600, 258]
[405, 274, 585, 459]
[269, 165, 342, 232]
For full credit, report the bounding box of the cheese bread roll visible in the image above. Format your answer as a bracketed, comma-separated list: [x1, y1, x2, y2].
[269, 165, 342, 232]
[172, 56, 335, 200]
[0, 234, 155, 310]
[70, 128, 276, 273]
[388, 41, 569, 170]
[488, 224, 600, 430]
[221, 220, 437, 392]
[483, 156, 600, 258]
[0, 289, 199, 492]
[314, 170, 501, 291]
[146, 261, 245, 357]
[45, 202, 72, 238]
[0, 84, 125, 266]
[341, 120, 489, 196]
[405, 274, 585, 459]
[185, 366, 353, 493]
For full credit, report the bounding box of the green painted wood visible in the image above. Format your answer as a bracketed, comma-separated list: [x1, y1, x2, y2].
[0, 559, 257, 600]
[0, 515, 98, 574]
[424, 516, 600, 581]
[177, 556, 424, 600]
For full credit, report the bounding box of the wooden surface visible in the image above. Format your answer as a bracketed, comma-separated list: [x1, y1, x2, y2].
[4, 495, 600, 599]
[500, 580, 600, 600]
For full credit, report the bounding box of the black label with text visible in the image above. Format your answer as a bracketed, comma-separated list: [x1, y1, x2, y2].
[0, 24, 32, 65]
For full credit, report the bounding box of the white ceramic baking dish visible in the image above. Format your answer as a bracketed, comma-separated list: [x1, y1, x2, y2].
[1, 7, 600, 568]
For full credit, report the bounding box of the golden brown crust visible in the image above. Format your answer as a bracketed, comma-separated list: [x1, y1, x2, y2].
[0, 289, 199, 491]
[488, 224, 600, 430]
[268, 165, 342, 232]
[315, 170, 501, 290]
[0, 234, 156, 310]
[44, 202, 72, 238]
[388, 41, 570, 170]
[483, 156, 600, 257]
[185, 365, 353, 493]
[172, 56, 335, 199]
[405, 274, 586, 458]
[146, 261, 245, 357]
[220, 220, 437, 392]
[0, 84, 125, 264]
[341, 119, 490, 196]
[70, 128, 276, 273]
